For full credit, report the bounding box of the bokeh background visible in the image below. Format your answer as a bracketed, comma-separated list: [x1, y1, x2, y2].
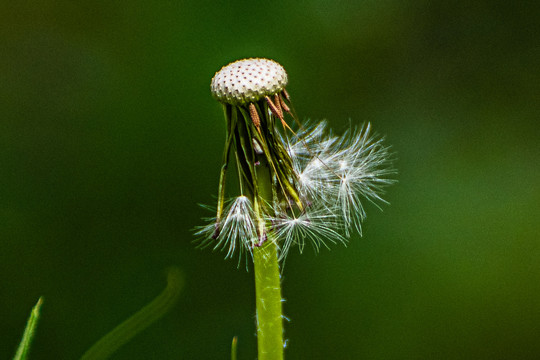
[2, 1, 539, 359]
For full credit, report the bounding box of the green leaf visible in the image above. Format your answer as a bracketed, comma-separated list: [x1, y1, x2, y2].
[231, 336, 238, 360]
[13, 297, 43, 360]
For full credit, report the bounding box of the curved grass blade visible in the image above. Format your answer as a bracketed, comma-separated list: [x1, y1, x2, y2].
[80, 267, 184, 360]
[13, 297, 43, 360]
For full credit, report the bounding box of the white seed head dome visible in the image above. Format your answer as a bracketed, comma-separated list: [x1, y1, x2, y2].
[211, 58, 288, 105]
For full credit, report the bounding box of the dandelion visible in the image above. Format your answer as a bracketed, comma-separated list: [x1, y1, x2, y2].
[197, 58, 396, 360]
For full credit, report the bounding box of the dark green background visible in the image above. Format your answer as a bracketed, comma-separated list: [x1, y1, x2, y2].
[2, 1, 539, 359]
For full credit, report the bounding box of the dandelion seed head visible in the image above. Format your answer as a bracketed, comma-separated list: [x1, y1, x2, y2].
[202, 58, 396, 264]
[211, 58, 288, 105]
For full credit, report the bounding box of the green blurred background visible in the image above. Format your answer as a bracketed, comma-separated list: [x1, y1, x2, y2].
[1, 1, 539, 359]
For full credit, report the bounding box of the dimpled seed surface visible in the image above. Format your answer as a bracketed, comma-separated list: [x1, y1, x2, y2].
[211, 58, 288, 105]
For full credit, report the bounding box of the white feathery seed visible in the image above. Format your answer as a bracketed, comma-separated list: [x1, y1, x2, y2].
[322, 124, 396, 234]
[196, 196, 258, 259]
[270, 207, 346, 260]
[284, 121, 330, 161]
[286, 122, 395, 237]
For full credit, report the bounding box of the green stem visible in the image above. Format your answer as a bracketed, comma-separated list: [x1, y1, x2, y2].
[253, 242, 283, 360]
[253, 153, 283, 360]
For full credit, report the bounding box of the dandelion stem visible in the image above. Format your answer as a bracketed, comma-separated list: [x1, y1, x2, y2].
[253, 154, 283, 360]
[254, 241, 283, 360]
